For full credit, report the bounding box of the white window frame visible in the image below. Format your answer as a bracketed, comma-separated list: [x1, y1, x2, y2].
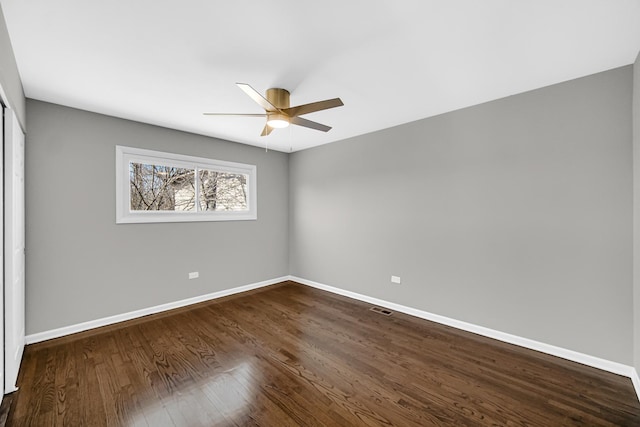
[116, 146, 257, 224]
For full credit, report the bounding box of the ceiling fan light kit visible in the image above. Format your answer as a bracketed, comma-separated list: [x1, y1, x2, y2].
[204, 83, 343, 136]
[266, 112, 290, 129]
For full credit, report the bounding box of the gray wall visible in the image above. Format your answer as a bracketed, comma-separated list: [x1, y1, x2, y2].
[290, 66, 633, 364]
[26, 100, 289, 335]
[0, 3, 25, 129]
[634, 52, 640, 372]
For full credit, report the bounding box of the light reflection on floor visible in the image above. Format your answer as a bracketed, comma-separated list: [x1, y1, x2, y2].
[129, 360, 258, 426]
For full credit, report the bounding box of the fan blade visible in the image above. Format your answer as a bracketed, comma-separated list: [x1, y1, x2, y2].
[203, 113, 266, 117]
[290, 116, 332, 132]
[282, 98, 343, 117]
[260, 124, 274, 136]
[236, 83, 280, 112]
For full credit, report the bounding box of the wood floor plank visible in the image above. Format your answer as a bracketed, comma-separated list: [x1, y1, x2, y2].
[6, 281, 640, 426]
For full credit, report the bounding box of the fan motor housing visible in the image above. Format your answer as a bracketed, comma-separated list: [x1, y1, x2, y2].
[266, 88, 290, 109]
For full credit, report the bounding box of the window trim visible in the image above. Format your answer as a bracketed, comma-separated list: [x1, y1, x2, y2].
[116, 145, 257, 224]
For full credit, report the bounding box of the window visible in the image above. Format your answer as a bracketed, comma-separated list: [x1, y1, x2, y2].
[116, 146, 256, 223]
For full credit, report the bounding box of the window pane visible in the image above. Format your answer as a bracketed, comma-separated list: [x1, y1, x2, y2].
[199, 169, 248, 211]
[129, 162, 195, 211]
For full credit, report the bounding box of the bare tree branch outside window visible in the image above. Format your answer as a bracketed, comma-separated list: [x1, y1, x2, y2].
[129, 163, 248, 212]
[199, 169, 248, 211]
[130, 163, 195, 211]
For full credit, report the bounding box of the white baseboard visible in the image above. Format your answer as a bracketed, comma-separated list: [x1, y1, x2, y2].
[25, 276, 289, 345]
[631, 368, 640, 403]
[289, 276, 638, 390]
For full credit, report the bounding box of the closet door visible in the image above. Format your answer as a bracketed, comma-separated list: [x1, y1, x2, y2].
[4, 108, 24, 393]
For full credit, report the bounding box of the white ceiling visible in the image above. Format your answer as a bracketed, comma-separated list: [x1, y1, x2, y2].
[2, 1, 640, 152]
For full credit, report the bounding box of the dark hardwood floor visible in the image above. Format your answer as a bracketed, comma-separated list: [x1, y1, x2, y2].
[5, 281, 640, 426]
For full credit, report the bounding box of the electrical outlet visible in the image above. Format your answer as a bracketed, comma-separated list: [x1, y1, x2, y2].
[188, 272, 199, 279]
[391, 275, 401, 284]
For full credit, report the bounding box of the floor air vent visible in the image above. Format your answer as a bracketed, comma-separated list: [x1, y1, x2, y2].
[370, 306, 393, 316]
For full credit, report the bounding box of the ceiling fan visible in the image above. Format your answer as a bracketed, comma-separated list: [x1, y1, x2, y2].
[204, 83, 344, 136]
